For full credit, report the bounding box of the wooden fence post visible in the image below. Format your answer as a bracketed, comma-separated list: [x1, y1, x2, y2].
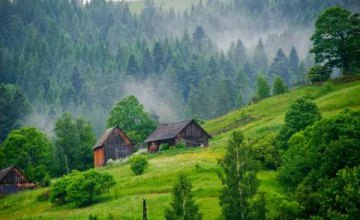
[143, 198, 147, 220]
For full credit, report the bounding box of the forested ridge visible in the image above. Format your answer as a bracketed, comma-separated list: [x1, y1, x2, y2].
[1, 0, 358, 137]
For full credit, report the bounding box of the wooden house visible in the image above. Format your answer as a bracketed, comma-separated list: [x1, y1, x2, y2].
[144, 119, 212, 152]
[93, 126, 133, 168]
[0, 166, 35, 195]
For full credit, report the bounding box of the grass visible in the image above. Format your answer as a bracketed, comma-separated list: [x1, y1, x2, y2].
[1, 78, 360, 219]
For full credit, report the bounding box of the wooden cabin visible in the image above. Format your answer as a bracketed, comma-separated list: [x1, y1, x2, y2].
[144, 119, 212, 152]
[0, 166, 35, 195]
[93, 126, 133, 168]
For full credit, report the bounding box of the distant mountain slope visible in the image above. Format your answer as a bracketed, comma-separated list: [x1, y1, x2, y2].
[1, 77, 360, 220]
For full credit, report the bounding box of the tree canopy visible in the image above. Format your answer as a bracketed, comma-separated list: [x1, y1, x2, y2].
[277, 98, 321, 150]
[107, 95, 157, 144]
[0, 84, 30, 142]
[54, 112, 95, 176]
[0, 127, 52, 183]
[310, 6, 360, 75]
[278, 109, 360, 218]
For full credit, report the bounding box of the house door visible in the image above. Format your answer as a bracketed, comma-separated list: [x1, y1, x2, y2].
[94, 147, 105, 168]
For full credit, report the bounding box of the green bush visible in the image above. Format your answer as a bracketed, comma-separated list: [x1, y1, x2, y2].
[307, 65, 331, 83]
[252, 134, 280, 170]
[175, 141, 186, 149]
[159, 143, 170, 151]
[318, 81, 334, 96]
[130, 156, 148, 175]
[50, 170, 115, 207]
[37, 190, 50, 202]
[50, 175, 71, 205]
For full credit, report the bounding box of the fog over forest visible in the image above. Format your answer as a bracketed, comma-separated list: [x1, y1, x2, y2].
[0, 0, 359, 136]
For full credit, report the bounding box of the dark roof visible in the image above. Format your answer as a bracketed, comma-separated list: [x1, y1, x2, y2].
[144, 119, 211, 143]
[93, 126, 117, 150]
[93, 126, 132, 150]
[0, 166, 15, 183]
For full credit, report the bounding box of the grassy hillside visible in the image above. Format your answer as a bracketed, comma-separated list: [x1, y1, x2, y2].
[1, 78, 360, 220]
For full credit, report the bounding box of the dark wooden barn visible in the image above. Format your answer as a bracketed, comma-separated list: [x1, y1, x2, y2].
[93, 126, 134, 168]
[0, 166, 35, 195]
[144, 119, 212, 152]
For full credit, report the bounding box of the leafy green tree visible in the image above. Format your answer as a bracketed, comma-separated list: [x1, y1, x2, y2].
[272, 75, 287, 95]
[256, 75, 270, 99]
[278, 110, 360, 218]
[164, 174, 202, 220]
[0, 127, 52, 183]
[0, 84, 31, 142]
[76, 117, 96, 170]
[129, 155, 148, 175]
[277, 98, 321, 151]
[307, 65, 331, 83]
[320, 166, 360, 219]
[218, 131, 259, 220]
[54, 112, 95, 175]
[107, 95, 157, 143]
[310, 6, 360, 75]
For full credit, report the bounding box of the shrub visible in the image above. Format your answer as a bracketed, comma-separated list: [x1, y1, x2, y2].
[252, 134, 280, 170]
[50, 170, 115, 207]
[318, 81, 334, 96]
[307, 65, 331, 83]
[37, 190, 50, 202]
[130, 155, 148, 175]
[50, 175, 71, 205]
[88, 214, 97, 220]
[159, 143, 170, 151]
[175, 141, 186, 149]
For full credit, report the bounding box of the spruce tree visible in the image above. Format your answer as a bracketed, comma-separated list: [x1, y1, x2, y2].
[252, 39, 268, 74]
[288, 47, 299, 76]
[164, 174, 202, 220]
[256, 75, 270, 99]
[272, 75, 287, 95]
[269, 48, 290, 84]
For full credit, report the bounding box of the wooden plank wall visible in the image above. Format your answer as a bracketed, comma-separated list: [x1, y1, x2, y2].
[94, 147, 105, 168]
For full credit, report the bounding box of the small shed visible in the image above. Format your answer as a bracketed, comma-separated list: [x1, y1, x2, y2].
[0, 166, 35, 195]
[144, 119, 212, 152]
[93, 126, 133, 168]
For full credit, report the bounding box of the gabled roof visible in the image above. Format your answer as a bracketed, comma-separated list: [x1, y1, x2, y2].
[144, 119, 211, 143]
[0, 166, 15, 183]
[93, 126, 132, 150]
[0, 165, 29, 184]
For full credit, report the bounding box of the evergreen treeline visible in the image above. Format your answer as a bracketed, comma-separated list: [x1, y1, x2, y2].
[2, 0, 349, 135]
[0, 0, 358, 135]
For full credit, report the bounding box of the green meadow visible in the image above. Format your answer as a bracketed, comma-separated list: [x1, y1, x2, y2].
[1, 77, 360, 220]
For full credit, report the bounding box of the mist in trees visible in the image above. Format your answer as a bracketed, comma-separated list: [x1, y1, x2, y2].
[1, 0, 354, 137]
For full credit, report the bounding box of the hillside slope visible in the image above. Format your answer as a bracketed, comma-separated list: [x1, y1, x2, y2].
[1, 78, 360, 220]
